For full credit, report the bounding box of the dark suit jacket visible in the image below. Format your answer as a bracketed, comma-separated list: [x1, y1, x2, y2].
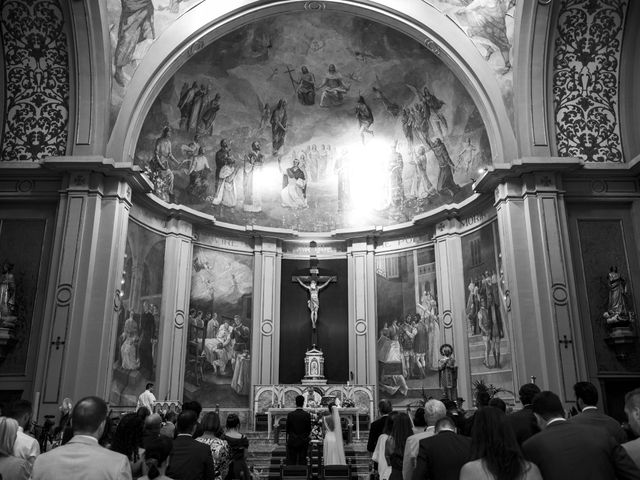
[411, 430, 471, 480]
[522, 420, 640, 480]
[507, 405, 540, 445]
[368, 415, 388, 453]
[568, 408, 628, 444]
[286, 408, 312, 447]
[166, 434, 215, 480]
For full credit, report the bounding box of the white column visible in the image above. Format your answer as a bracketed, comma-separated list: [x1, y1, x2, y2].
[347, 239, 377, 385]
[36, 169, 131, 409]
[434, 220, 470, 403]
[157, 219, 193, 401]
[251, 237, 282, 385]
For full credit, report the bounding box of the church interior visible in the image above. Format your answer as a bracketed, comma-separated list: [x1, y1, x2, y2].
[1, 0, 640, 475]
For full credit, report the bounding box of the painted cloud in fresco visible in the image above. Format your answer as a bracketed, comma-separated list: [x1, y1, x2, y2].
[191, 249, 253, 306]
[134, 10, 494, 232]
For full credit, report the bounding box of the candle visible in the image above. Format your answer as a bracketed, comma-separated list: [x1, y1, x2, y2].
[271, 389, 275, 405]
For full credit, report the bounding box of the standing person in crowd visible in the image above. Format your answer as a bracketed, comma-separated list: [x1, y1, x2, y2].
[412, 416, 471, 480]
[32, 396, 132, 480]
[111, 412, 145, 477]
[197, 412, 231, 480]
[143, 414, 163, 449]
[384, 412, 413, 480]
[522, 391, 640, 480]
[488, 397, 506, 413]
[182, 401, 204, 439]
[160, 411, 177, 439]
[372, 412, 396, 480]
[411, 407, 427, 435]
[568, 381, 627, 444]
[139, 436, 173, 480]
[623, 387, 640, 467]
[8, 399, 40, 467]
[286, 395, 311, 465]
[223, 413, 251, 480]
[166, 410, 215, 480]
[460, 406, 541, 480]
[403, 400, 446, 480]
[507, 383, 541, 446]
[138, 383, 156, 412]
[368, 399, 393, 458]
[462, 388, 491, 436]
[0, 417, 30, 479]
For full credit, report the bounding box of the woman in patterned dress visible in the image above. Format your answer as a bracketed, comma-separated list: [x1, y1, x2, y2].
[197, 412, 231, 480]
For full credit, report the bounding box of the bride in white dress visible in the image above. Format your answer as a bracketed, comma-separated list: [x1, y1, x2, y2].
[323, 403, 346, 465]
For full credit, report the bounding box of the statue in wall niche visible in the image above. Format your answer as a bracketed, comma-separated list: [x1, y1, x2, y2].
[438, 343, 458, 401]
[603, 266, 632, 326]
[0, 261, 17, 328]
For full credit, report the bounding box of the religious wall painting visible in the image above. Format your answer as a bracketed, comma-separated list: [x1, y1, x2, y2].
[109, 221, 165, 407]
[134, 11, 493, 232]
[461, 221, 514, 402]
[107, 0, 205, 124]
[184, 247, 253, 408]
[375, 246, 442, 407]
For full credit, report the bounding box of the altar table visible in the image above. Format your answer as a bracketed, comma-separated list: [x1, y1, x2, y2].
[267, 406, 360, 440]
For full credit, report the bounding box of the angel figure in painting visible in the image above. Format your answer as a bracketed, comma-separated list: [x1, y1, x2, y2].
[355, 96, 374, 144]
[296, 277, 335, 330]
[438, 344, 458, 400]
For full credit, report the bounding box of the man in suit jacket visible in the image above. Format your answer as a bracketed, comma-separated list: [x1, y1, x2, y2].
[507, 382, 541, 445]
[623, 387, 640, 468]
[286, 395, 312, 465]
[32, 396, 132, 480]
[412, 416, 471, 480]
[522, 391, 640, 480]
[368, 399, 392, 454]
[568, 381, 627, 444]
[403, 400, 446, 480]
[166, 410, 215, 480]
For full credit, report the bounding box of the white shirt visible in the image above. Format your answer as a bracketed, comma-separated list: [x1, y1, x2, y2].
[137, 390, 156, 411]
[13, 425, 40, 466]
[402, 426, 435, 480]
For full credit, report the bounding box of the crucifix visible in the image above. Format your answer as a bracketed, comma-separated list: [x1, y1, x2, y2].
[292, 241, 337, 346]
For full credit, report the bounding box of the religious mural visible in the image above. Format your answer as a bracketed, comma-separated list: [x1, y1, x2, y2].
[184, 247, 253, 408]
[375, 247, 443, 407]
[110, 221, 165, 407]
[133, 11, 493, 232]
[107, 0, 205, 122]
[461, 221, 514, 401]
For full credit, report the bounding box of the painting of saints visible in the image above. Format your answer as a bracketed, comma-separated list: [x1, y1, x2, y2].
[270, 99, 288, 154]
[243, 141, 264, 213]
[114, 0, 155, 86]
[120, 314, 140, 371]
[280, 157, 308, 209]
[318, 64, 350, 107]
[296, 66, 316, 105]
[150, 126, 178, 202]
[355, 96, 374, 144]
[212, 153, 238, 208]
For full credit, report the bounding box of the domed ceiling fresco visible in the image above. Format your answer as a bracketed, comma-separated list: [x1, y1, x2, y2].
[134, 10, 492, 232]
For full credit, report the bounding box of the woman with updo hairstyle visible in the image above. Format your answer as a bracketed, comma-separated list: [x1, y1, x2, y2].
[0, 416, 30, 479]
[197, 411, 231, 480]
[460, 406, 542, 480]
[139, 436, 173, 480]
[222, 413, 251, 480]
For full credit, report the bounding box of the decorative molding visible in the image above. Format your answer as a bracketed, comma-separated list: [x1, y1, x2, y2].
[15, 180, 33, 192]
[304, 2, 326, 10]
[424, 39, 441, 56]
[591, 180, 607, 193]
[552, 283, 568, 306]
[0, 0, 69, 161]
[174, 309, 185, 329]
[55, 283, 72, 307]
[553, 0, 627, 162]
[260, 319, 273, 336]
[354, 319, 367, 335]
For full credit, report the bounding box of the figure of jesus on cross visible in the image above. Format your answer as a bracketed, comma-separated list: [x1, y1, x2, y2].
[292, 242, 336, 346]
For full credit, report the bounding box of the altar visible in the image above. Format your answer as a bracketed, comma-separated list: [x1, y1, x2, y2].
[266, 406, 361, 440]
[253, 384, 375, 438]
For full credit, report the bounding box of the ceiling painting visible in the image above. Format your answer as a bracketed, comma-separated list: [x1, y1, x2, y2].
[133, 10, 493, 232]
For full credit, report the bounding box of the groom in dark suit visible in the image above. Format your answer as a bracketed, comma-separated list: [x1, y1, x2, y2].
[287, 395, 312, 465]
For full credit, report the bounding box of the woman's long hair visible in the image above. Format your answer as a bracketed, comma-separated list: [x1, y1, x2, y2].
[470, 406, 527, 480]
[390, 412, 413, 458]
[0, 417, 18, 456]
[143, 436, 173, 480]
[111, 413, 144, 461]
[202, 411, 224, 437]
